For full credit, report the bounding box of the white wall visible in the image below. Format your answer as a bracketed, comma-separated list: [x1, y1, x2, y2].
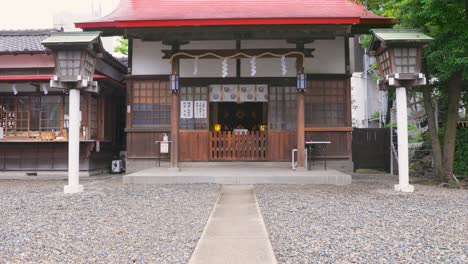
[132, 39, 171, 75]
[131, 38, 348, 76]
[304, 37, 346, 74]
[240, 40, 296, 77]
[180, 41, 237, 77]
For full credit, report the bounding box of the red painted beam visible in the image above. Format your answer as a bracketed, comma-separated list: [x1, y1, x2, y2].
[77, 17, 392, 29]
[0, 54, 55, 69]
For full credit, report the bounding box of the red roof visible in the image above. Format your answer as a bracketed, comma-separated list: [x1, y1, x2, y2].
[76, 0, 392, 29]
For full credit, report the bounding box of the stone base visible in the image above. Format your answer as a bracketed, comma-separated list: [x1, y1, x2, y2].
[124, 166, 352, 185]
[394, 184, 414, 193]
[168, 167, 180, 172]
[294, 167, 307, 172]
[64, 184, 84, 194]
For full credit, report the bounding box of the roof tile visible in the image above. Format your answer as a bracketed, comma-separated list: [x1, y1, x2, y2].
[0, 29, 59, 54]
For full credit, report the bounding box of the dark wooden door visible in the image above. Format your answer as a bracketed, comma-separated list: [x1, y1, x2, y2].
[352, 128, 390, 172]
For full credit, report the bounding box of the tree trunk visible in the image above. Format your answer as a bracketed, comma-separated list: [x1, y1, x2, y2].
[422, 86, 445, 181]
[442, 70, 463, 182]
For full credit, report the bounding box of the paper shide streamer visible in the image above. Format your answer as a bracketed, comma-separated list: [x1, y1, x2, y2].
[250, 56, 257, 76]
[193, 57, 199, 76]
[221, 58, 228, 78]
[281, 56, 287, 76]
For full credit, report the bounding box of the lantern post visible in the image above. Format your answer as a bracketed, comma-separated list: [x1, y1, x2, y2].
[369, 29, 433, 192]
[42, 32, 101, 194]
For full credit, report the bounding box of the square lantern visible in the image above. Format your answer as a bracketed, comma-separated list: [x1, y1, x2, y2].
[42, 32, 102, 91]
[368, 29, 433, 90]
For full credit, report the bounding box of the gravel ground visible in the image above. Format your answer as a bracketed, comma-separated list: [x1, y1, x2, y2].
[0, 177, 219, 263]
[256, 174, 468, 264]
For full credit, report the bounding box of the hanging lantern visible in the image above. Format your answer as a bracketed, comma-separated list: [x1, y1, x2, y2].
[170, 74, 179, 92]
[214, 124, 222, 132]
[296, 73, 307, 91]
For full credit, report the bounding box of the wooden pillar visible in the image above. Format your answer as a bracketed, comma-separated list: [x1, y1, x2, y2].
[236, 40, 241, 78]
[344, 33, 352, 158]
[296, 54, 305, 170]
[170, 46, 180, 170]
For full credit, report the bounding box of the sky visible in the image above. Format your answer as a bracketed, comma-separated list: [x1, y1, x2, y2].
[0, 0, 120, 30]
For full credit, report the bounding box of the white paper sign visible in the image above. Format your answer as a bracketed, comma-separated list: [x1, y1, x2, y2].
[194, 101, 207, 119]
[160, 142, 169, 153]
[180, 101, 193, 119]
[0, 127, 3, 139]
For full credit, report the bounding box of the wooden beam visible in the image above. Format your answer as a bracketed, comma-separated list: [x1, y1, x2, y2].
[121, 24, 346, 42]
[304, 127, 353, 132]
[344, 33, 353, 159]
[128, 38, 133, 75]
[236, 40, 241, 78]
[344, 33, 351, 74]
[94, 58, 125, 82]
[161, 48, 314, 59]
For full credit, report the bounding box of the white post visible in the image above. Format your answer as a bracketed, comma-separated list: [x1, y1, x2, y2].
[64, 88, 83, 194]
[394, 87, 414, 192]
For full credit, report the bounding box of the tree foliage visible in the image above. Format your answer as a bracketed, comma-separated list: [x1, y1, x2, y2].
[114, 37, 128, 55]
[360, 0, 467, 181]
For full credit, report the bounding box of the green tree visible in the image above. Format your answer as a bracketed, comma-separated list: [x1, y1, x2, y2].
[360, 0, 467, 182]
[114, 37, 128, 55]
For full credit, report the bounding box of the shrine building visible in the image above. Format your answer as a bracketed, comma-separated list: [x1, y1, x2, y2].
[0, 29, 126, 174]
[76, 0, 393, 172]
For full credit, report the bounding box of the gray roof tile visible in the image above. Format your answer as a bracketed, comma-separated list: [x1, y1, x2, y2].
[0, 29, 60, 54]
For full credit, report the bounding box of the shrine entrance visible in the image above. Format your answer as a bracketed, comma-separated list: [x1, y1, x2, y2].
[208, 84, 268, 161]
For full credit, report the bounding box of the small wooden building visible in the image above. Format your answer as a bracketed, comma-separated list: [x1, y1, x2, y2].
[0, 29, 126, 174]
[76, 0, 393, 171]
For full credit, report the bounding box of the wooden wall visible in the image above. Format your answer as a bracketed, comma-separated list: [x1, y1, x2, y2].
[0, 141, 112, 171]
[305, 131, 350, 158]
[126, 131, 169, 159]
[180, 130, 209, 161]
[267, 131, 296, 161]
[125, 77, 173, 159]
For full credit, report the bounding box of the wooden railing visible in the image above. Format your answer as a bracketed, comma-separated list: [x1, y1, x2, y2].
[210, 131, 267, 160]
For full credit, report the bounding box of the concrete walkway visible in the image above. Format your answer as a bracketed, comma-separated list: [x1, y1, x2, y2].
[189, 185, 277, 264]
